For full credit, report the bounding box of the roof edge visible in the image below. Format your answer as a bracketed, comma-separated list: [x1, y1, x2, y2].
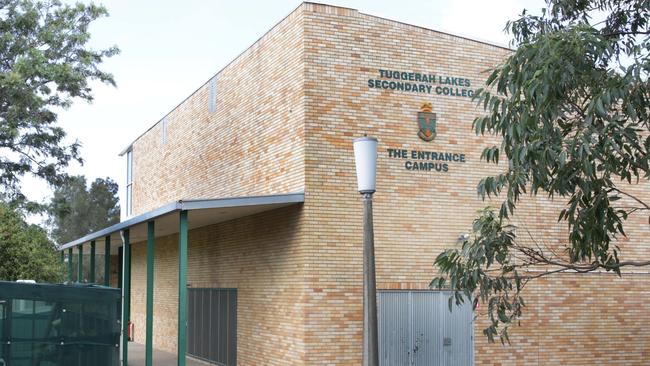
[117, 2, 513, 157]
[301, 1, 512, 51]
[117, 2, 309, 156]
[58, 201, 180, 250]
[119, 2, 513, 155]
[57, 192, 305, 251]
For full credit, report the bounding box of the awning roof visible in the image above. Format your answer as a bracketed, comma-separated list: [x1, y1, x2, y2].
[58, 192, 305, 251]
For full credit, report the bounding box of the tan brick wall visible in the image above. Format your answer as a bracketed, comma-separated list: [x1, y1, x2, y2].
[123, 3, 650, 365]
[129, 6, 305, 215]
[301, 3, 650, 365]
[474, 273, 650, 365]
[130, 205, 307, 364]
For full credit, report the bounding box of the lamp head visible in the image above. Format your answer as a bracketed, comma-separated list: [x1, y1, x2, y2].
[353, 136, 378, 194]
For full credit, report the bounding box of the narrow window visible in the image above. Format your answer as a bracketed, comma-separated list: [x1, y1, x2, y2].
[126, 149, 133, 217]
[208, 77, 217, 113]
[161, 117, 168, 145]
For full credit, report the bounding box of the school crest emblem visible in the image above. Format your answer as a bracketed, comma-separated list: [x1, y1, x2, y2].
[417, 103, 436, 142]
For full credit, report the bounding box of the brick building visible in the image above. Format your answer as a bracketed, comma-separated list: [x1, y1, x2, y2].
[59, 3, 650, 365]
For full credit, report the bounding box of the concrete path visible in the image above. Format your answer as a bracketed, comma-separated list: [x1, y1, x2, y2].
[128, 342, 208, 366]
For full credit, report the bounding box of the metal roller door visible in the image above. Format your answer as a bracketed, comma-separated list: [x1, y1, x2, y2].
[379, 291, 473, 366]
[187, 288, 237, 366]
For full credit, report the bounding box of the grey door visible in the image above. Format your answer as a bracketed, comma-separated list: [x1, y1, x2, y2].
[187, 288, 237, 366]
[379, 291, 473, 366]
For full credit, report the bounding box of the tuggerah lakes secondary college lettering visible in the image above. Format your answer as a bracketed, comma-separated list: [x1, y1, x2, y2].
[368, 69, 475, 97]
[387, 149, 467, 172]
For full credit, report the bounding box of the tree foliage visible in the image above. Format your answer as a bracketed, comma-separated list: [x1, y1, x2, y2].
[432, 0, 650, 343]
[0, 202, 64, 282]
[0, 0, 118, 206]
[47, 175, 119, 245]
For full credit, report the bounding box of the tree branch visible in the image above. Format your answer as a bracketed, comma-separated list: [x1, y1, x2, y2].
[602, 30, 650, 37]
[611, 187, 650, 210]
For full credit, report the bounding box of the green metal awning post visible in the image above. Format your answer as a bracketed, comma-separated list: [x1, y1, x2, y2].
[146, 221, 155, 366]
[67, 248, 73, 282]
[178, 210, 188, 366]
[60, 250, 64, 265]
[90, 241, 96, 283]
[122, 229, 131, 366]
[105, 236, 111, 287]
[78, 244, 83, 282]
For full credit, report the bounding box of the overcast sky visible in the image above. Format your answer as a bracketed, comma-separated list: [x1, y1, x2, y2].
[24, 0, 545, 223]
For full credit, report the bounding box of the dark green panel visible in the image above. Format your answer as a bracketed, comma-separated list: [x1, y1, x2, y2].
[178, 211, 188, 366]
[77, 245, 83, 282]
[90, 241, 96, 283]
[0, 281, 120, 366]
[104, 236, 111, 287]
[121, 229, 130, 366]
[146, 221, 154, 366]
[67, 248, 73, 282]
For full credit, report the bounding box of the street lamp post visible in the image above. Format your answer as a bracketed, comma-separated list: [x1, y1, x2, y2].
[353, 136, 379, 366]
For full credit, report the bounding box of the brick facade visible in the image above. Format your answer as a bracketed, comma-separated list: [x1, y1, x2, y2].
[129, 6, 305, 216]
[123, 3, 650, 365]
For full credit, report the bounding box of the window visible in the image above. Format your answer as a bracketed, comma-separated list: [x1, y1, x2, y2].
[208, 76, 217, 113]
[161, 117, 167, 145]
[126, 150, 133, 217]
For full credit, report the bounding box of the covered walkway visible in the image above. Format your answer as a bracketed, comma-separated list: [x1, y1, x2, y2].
[58, 192, 305, 366]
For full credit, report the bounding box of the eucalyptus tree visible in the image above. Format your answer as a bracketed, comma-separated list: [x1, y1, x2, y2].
[0, 0, 118, 207]
[47, 175, 120, 245]
[432, 0, 650, 343]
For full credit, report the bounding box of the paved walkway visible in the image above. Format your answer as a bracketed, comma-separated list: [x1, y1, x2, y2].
[128, 342, 208, 366]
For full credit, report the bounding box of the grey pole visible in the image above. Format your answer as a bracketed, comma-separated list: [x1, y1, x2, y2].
[363, 192, 379, 366]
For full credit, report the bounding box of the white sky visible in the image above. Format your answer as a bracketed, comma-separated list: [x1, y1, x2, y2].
[23, 0, 545, 223]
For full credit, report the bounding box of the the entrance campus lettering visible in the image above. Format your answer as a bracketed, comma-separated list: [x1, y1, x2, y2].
[386, 148, 466, 172]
